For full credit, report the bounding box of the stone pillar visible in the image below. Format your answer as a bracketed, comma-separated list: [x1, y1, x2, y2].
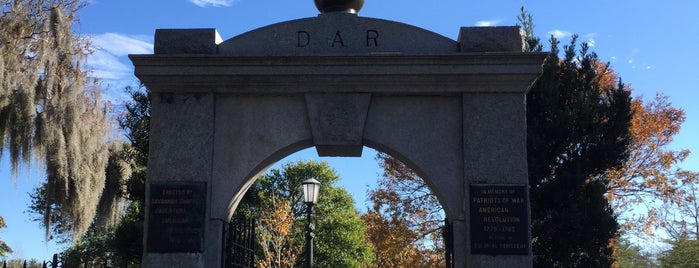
[140, 29, 220, 267]
[142, 92, 217, 267]
[462, 93, 531, 267]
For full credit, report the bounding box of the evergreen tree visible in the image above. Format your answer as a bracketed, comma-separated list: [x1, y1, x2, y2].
[108, 86, 150, 267]
[522, 11, 632, 267]
[615, 237, 658, 268]
[659, 237, 699, 268]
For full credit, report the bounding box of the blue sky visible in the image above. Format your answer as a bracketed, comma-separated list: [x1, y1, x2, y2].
[2, 0, 698, 261]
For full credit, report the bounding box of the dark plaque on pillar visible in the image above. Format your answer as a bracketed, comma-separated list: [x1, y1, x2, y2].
[147, 182, 206, 253]
[470, 184, 529, 255]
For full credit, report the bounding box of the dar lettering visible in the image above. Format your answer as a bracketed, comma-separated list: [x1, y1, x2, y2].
[296, 30, 380, 48]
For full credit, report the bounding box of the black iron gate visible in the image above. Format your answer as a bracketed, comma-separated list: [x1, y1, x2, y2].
[225, 216, 256, 268]
[443, 218, 454, 268]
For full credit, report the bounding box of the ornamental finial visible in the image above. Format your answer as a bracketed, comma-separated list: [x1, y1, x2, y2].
[314, 0, 364, 14]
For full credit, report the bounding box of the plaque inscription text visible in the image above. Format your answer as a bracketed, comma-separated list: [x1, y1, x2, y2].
[147, 182, 206, 253]
[470, 184, 529, 255]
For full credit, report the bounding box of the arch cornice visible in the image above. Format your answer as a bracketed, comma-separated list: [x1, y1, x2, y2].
[130, 53, 546, 94]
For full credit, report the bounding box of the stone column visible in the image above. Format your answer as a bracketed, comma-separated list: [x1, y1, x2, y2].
[141, 92, 217, 267]
[138, 29, 222, 268]
[462, 93, 531, 267]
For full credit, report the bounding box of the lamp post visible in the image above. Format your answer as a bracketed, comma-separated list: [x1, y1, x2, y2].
[302, 178, 321, 268]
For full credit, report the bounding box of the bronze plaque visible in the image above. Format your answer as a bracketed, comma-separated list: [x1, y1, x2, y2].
[470, 184, 529, 255]
[147, 182, 206, 253]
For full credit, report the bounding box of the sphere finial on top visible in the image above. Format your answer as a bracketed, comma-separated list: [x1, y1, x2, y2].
[314, 0, 364, 14]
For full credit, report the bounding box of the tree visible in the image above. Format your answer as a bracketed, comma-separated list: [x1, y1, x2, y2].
[66, 86, 149, 266]
[527, 39, 630, 267]
[117, 86, 151, 208]
[362, 210, 440, 268]
[522, 6, 699, 260]
[363, 7, 695, 267]
[518, 6, 542, 53]
[24, 86, 146, 266]
[313, 184, 374, 268]
[256, 194, 302, 268]
[521, 8, 632, 266]
[658, 171, 699, 241]
[614, 237, 657, 268]
[108, 85, 151, 267]
[363, 152, 445, 267]
[605, 94, 699, 238]
[366, 9, 632, 267]
[235, 160, 375, 268]
[1, 0, 113, 240]
[27, 141, 131, 243]
[659, 237, 699, 268]
[0, 215, 12, 258]
[59, 224, 113, 267]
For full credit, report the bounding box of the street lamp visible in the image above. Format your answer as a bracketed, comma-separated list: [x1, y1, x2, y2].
[302, 178, 321, 268]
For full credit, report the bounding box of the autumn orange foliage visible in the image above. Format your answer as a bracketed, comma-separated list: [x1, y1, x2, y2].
[256, 195, 302, 268]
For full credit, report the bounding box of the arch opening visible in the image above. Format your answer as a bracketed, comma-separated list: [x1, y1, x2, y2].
[224, 146, 449, 267]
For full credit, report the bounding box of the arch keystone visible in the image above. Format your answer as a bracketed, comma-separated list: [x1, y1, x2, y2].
[305, 93, 370, 156]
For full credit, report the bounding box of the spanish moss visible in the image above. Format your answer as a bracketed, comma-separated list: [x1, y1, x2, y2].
[1, 0, 114, 241]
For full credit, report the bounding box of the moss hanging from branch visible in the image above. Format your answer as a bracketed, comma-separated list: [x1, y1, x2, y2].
[1, 0, 113, 241]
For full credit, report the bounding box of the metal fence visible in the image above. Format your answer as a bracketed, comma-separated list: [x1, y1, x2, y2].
[225, 216, 256, 268]
[2, 252, 122, 268]
[444, 218, 454, 268]
[2, 254, 61, 268]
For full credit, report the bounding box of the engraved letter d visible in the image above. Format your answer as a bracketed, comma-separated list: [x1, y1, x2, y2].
[297, 31, 310, 47]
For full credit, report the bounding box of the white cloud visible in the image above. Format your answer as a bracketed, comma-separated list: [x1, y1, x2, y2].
[587, 38, 596, 47]
[91, 33, 152, 56]
[86, 50, 131, 80]
[584, 33, 597, 47]
[85, 33, 153, 97]
[548, 29, 572, 39]
[475, 19, 502, 27]
[189, 0, 236, 7]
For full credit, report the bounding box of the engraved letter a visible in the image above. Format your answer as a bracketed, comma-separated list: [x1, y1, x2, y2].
[297, 31, 310, 47]
[332, 31, 345, 47]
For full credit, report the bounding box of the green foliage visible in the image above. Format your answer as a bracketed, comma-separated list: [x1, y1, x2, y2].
[517, 6, 543, 52]
[521, 8, 632, 267]
[109, 203, 143, 268]
[236, 160, 375, 268]
[117, 86, 151, 206]
[659, 237, 699, 268]
[615, 238, 658, 268]
[27, 182, 72, 243]
[60, 225, 113, 267]
[314, 182, 373, 268]
[0, 215, 12, 257]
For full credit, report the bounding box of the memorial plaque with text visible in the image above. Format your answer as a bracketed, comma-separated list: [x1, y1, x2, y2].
[470, 184, 529, 255]
[147, 182, 206, 253]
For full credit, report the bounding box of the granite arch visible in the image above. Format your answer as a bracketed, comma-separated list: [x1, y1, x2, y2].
[132, 12, 545, 268]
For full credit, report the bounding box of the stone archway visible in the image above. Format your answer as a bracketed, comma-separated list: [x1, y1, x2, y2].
[131, 6, 545, 268]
